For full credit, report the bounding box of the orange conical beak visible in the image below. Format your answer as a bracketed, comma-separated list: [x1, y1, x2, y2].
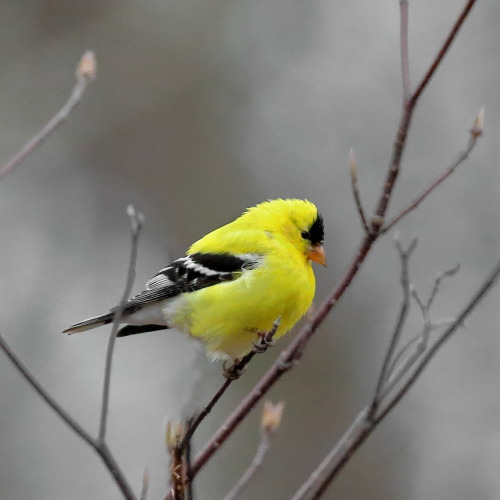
[306, 244, 327, 267]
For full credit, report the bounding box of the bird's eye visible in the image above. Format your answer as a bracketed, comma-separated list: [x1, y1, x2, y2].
[301, 230, 310, 240]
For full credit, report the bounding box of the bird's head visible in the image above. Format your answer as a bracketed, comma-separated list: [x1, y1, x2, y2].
[246, 199, 327, 266]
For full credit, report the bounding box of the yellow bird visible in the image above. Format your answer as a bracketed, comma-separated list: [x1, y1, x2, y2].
[63, 199, 326, 361]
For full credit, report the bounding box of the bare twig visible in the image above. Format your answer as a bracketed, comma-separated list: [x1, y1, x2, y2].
[371, 237, 417, 414]
[223, 402, 284, 500]
[96, 443, 137, 500]
[383, 108, 484, 233]
[400, 0, 411, 100]
[223, 435, 271, 500]
[377, 258, 500, 421]
[349, 149, 370, 234]
[290, 409, 370, 500]
[409, 0, 478, 108]
[421, 264, 461, 310]
[379, 262, 460, 386]
[0, 50, 96, 181]
[181, 378, 232, 450]
[98, 205, 144, 443]
[377, 256, 460, 403]
[292, 257, 500, 500]
[0, 334, 95, 447]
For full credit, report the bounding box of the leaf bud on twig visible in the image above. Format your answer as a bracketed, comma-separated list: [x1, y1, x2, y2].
[76, 50, 97, 80]
[470, 107, 484, 138]
[261, 401, 285, 435]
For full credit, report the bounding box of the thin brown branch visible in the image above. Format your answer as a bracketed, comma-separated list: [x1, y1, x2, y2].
[349, 149, 370, 234]
[0, 50, 96, 181]
[290, 409, 370, 500]
[293, 257, 500, 500]
[370, 237, 417, 414]
[422, 264, 461, 310]
[400, 0, 411, 100]
[0, 333, 95, 447]
[223, 401, 284, 500]
[88, 206, 145, 500]
[223, 435, 271, 500]
[410, 0, 478, 107]
[377, 259, 460, 403]
[382, 268, 460, 382]
[376, 258, 500, 421]
[382, 109, 483, 233]
[98, 205, 144, 443]
[181, 378, 232, 450]
[95, 443, 137, 500]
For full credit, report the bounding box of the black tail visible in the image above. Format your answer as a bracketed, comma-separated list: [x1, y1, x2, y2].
[63, 313, 114, 334]
[116, 324, 169, 337]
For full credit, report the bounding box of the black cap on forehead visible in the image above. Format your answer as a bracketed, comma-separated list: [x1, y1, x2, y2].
[309, 213, 324, 245]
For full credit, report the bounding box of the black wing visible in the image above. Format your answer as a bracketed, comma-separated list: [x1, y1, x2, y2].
[119, 252, 262, 316]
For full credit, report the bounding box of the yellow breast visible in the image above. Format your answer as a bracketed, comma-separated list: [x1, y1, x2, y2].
[164, 250, 315, 360]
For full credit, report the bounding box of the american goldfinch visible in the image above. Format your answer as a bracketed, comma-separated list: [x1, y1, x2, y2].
[63, 199, 326, 361]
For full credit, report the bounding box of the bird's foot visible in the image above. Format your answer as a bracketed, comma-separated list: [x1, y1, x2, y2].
[252, 332, 275, 353]
[223, 360, 246, 380]
[252, 316, 281, 354]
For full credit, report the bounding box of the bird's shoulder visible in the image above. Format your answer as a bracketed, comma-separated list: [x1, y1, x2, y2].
[189, 226, 277, 255]
[121, 251, 263, 313]
[191, 226, 309, 274]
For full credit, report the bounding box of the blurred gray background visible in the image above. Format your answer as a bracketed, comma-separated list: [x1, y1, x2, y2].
[0, 1, 499, 499]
